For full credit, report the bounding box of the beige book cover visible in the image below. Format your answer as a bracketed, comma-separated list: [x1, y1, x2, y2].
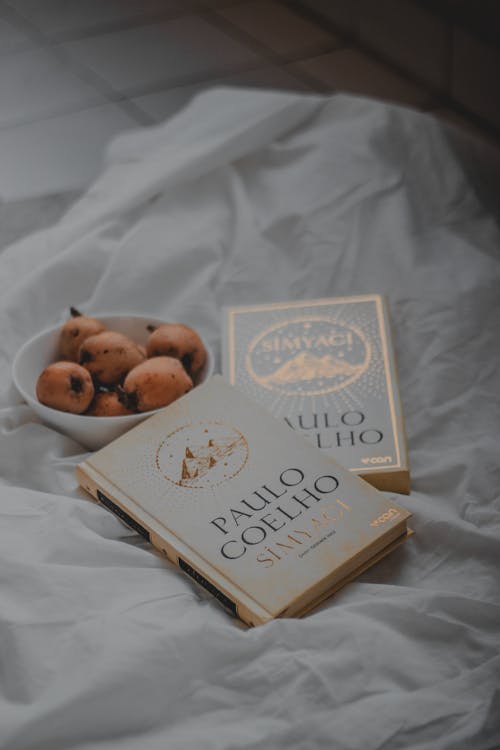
[222, 295, 410, 494]
[76, 376, 412, 626]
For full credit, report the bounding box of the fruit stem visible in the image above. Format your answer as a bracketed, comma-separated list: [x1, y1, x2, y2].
[70, 306, 82, 318]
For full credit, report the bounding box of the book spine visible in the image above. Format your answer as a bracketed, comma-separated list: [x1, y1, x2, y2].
[377, 296, 410, 493]
[75, 465, 270, 627]
[381, 296, 410, 488]
[349, 294, 409, 494]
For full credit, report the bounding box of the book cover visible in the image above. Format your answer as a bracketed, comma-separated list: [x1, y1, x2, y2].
[76, 376, 412, 626]
[222, 295, 410, 494]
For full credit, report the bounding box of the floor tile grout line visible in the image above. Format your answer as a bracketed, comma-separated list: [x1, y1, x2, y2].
[126, 62, 298, 105]
[24, 10, 196, 46]
[0, 3, 325, 130]
[130, 73, 322, 122]
[0, 97, 159, 133]
[0, 5, 265, 128]
[0, 4, 190, 127]
[196, 8, 287, 66]
[288, 0, 500, 138]
[3, 0, 497, 140]
[201, 6, 343, 69]
[0, 55, 322, 135]
[0, 3, 47, 50]
[72, 60, 303, 110]
[0, 97, 111, 132]
[0, 0, 334, 131]
[286, 0, 460, 113]
[0, 4, 202, 47]
[198, 6, 342, 93]
[38, 43, 155, 126]
[1, 1, 328, 54]
[53, 7, 312, 114]
[0, 3, 149, 124]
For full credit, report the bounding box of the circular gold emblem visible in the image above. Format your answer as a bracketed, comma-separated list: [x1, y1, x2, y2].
[155, 422, 249, 489]
[246, 316, 370, 396]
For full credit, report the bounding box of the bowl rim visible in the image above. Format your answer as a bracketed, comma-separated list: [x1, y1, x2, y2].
[12, 313, 214, 423]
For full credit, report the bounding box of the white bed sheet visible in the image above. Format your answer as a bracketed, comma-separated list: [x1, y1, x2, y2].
[0, 90, 499, 750]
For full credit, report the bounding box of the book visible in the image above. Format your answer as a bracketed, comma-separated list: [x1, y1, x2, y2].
[222, 295, 410, 494]
[76, 376, 412, 626]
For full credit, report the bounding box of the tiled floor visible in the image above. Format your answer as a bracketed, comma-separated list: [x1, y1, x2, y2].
[292, 49, 434, 109]
[0, 0, 497, 246]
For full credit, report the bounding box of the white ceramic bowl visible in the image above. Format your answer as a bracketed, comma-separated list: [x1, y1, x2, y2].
[12, 314, 214, 451]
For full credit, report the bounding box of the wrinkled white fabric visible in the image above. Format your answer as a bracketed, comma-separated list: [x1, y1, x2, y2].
[0, 90, 499, 750]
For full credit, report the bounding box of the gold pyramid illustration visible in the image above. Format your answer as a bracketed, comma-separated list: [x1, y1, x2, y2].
[179, 435, 244, 485]
[262, 351, 362, 385]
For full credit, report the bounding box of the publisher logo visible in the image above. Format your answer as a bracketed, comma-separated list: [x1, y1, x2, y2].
[246, 317, 370, 396]
[155, 422, 249, 489]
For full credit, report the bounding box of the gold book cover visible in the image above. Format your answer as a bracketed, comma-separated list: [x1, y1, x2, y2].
[222, 295, 410, 494]
[76, 376, 412, 627]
